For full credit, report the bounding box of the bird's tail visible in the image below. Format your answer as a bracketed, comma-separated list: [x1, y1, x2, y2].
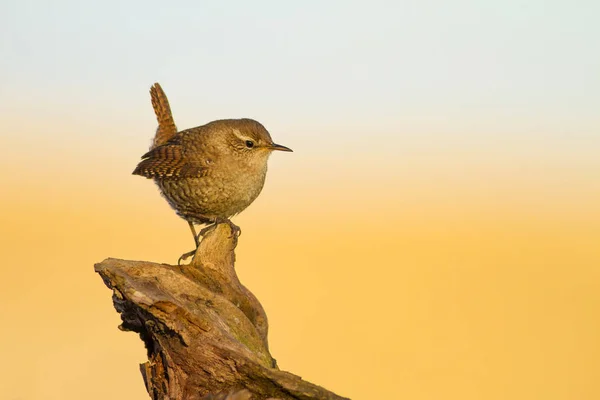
[150, 82, 178, 149]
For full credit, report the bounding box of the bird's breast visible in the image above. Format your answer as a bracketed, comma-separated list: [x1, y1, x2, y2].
[156, 162, 267, 221]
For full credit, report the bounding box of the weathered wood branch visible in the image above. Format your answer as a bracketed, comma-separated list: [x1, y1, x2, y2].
[95, 223, 348, 400]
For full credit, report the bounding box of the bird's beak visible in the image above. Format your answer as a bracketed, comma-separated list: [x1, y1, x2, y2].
[269, 143, 293, 152]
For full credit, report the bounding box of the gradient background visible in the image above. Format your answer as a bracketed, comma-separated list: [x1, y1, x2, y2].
[1, 1, 599, 399]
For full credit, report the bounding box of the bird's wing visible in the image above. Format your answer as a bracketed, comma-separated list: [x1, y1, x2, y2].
[150, 82, 178, 149]
[132, 138, 208, 179]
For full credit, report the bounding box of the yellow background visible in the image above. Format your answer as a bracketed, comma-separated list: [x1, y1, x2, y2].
[1, 1, 599, 399]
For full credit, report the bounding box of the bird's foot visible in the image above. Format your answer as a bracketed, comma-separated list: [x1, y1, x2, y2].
[198, 223, 217, 237]
[201, 217, 241, 238]
[216, 217, 241, 238]
[178, 249, 197, 266]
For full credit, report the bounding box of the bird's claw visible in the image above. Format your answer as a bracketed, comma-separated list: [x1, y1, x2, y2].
[178, 249, 196, 266]
[228, 222, 241, 238]
[213, 218, 241, 238]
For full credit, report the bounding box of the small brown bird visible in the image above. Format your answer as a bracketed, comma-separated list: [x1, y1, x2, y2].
[133, 84, 292, 262]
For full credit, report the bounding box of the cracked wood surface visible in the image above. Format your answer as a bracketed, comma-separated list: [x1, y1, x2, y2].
[95, 223, 348, 400]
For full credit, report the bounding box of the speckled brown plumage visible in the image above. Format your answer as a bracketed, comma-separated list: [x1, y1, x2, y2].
[133, 84, 292, 256]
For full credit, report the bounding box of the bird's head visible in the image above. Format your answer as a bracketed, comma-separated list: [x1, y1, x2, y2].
[221, 119, 292, 164]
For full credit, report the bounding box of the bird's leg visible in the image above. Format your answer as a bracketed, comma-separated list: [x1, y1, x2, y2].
[178, 220, 215, 265]
[178, 222, 200, 265]
[178, 218, 241, 265]
[188, 221, 200, 247]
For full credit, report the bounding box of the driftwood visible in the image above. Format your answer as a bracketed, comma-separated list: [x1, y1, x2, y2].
[95, 223, 348, 400]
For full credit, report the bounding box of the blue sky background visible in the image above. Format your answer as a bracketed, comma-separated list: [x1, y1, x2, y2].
[2, 0, 598, 133]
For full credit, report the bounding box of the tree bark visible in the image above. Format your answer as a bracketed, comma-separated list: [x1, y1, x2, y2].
[95, 223, 349, 400]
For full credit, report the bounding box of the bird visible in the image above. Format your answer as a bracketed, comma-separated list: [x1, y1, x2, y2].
[133, 83, 292, 263]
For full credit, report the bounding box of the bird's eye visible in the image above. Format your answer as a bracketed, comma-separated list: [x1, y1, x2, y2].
[245, 140, 255, 148]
